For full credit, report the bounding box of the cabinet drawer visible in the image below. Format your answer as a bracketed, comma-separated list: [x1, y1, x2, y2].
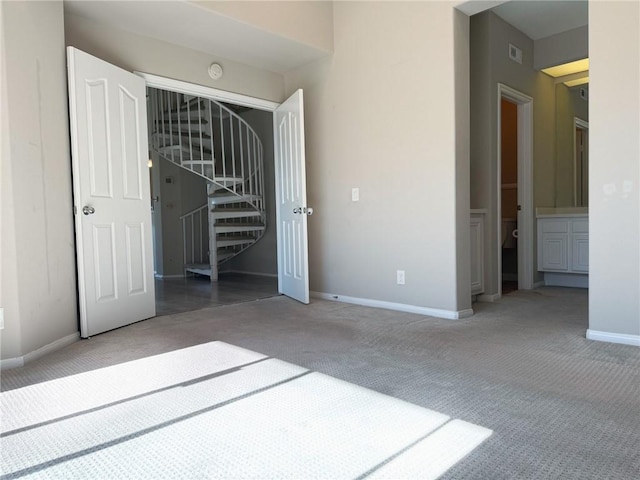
[541, 219, 569, 233]
[572, 220, 589, 233]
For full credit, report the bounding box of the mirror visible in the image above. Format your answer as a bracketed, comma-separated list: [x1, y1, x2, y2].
[555, 82, 589, 207]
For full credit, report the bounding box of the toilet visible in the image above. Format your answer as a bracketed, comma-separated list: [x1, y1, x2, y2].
[502, 218, 518, 248]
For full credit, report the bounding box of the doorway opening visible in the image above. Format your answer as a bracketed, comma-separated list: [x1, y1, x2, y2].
[147, 88, 279, 316]
[497, 84, 534, 296]
[500, 98, 518, 294]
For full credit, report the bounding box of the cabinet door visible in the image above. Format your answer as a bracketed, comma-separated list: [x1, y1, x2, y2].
[572, 234, 589, 272]
[540, 235, 569, 271]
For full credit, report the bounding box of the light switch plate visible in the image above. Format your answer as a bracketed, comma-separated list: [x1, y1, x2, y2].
[352, 188, 360, 202]
[0, 307, 4, 330]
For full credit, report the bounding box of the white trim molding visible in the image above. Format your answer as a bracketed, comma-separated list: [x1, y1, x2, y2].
[497, 83, 534, 294]
[477, 293, 501, 303]
[135, 72, 280, 112]
[1, 332, 80, 370]
[311, 292, 474, 320]
[586, 330, 640, 347]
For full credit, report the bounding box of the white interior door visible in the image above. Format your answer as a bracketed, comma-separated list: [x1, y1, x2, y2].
[67, 47, 155, 337]
[274, 89, 311, 304]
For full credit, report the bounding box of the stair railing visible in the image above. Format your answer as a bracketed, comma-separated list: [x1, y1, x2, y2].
[179, 204, 209, 273]
[148, 88, 265, 213]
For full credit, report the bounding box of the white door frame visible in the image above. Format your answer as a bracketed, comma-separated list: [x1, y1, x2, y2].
[137, 73, 280, 112]
[497, 83, 534, 294]
[135, 72, 287, 290]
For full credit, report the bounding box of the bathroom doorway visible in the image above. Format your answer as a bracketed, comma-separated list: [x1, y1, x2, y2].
[500, 98, 518, 294]
[497, 84, 534, 296]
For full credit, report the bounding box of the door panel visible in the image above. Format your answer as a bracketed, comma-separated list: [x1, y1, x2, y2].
[274, 90, 310, 304]
[67, 47, 155, 337]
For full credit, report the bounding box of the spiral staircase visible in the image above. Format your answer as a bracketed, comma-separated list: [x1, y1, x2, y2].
[148, 88, 266, 280]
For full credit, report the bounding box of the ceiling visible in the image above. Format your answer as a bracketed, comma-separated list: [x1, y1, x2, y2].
[63, 1, 328, 74]
[64, 1, 588, 74]
[490, 1, 588, 40]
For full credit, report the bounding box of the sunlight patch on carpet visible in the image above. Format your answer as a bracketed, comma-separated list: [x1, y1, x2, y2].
[1, 341, 492, 479]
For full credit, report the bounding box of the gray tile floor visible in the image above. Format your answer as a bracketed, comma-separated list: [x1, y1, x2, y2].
[155, 272, 279, 316]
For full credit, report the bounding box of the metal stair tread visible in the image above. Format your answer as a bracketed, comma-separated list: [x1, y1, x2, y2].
[209, 193, 262, 205]
[215, 223, 265, 233]
[216, 236, 257, 247]
[211, 208, 262, 219]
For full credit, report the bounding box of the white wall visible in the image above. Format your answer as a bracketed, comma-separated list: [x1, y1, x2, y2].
[193, 0, 333, 54]
[589, 1, 640, 343]
[1, 1, 78, 362]
[284, 2, 471, 317]
[64, 12, 285, 103]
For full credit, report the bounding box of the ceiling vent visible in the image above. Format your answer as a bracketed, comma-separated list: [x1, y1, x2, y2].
[509, 43, 523, 64]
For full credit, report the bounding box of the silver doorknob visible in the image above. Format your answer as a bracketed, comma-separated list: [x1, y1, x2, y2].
[293, 207, 302, 214]
[82, 206, 95, 215]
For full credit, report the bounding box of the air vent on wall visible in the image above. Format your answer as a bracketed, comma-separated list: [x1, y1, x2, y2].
[509, 43, 522, 64]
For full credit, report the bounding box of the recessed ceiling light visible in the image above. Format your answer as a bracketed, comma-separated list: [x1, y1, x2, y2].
[542, 58, 589, 77]
[564, 77, 590, 87]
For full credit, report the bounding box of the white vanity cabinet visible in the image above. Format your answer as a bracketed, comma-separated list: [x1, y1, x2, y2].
[537, 210, 588, 287]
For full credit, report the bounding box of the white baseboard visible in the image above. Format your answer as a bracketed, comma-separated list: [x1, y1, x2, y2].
[310, 291, 473, 320]
[1, 332, 79, 370]
[477, 293, 501, 302]
[586, 329, 640, 347]
[533, 280, 546, 289]
[154, 274, 185, 279]
[221, 270, 278, 278]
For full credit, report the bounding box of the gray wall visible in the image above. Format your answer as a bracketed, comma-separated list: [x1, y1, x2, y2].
[284, 2, 471, 316]
[470, 11, 557, 296]
[222, 109, 277, 276]
[1, 1, 78, 361]
[534, 25, 588, 70]
[152, 156, 208, 278]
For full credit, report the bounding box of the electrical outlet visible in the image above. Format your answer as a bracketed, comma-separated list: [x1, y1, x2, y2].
[397, 270, 405, 285]
[351, 187, 360, 202]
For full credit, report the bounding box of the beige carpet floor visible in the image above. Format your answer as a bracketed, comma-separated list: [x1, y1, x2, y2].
[2, 287, 639, 479]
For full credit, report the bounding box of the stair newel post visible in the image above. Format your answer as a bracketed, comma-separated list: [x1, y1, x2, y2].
[177, 93, 184, 170]
[158, 90, 166, 150]
[229, 115, 237, 193]
[207, 99, 216, 179]
[207, 183, 219, 282]
[239, 123, 245, 197]
[167, 91, 175, 164]
[219, 104, 227, 182]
